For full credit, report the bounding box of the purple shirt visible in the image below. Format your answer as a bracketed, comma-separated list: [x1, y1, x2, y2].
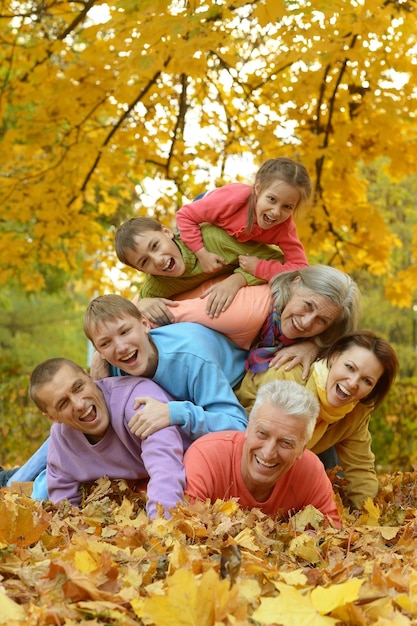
[47, 376, 191, 518]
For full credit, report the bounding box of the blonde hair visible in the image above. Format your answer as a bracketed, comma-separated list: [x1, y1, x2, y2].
[84, 294, 143, 343]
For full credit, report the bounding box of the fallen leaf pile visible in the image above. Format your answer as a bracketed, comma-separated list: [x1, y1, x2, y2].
[1, 472, 417, 625]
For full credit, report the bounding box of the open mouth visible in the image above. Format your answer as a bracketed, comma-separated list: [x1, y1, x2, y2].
[262, 214, 277, 226]
[80, 405, 96, 423]
[255, 455, 278, 469]
[163, 257, 176, 272]
[292, 318, 304, 333]
[335, 383, 351, 401]
[121, 350, 138, 365]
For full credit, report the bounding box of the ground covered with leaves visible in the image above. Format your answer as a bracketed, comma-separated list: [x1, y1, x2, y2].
[1, 472, 417, 625]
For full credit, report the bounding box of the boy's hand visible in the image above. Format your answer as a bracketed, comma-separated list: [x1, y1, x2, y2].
[200, 273, 246, 318]
[238, 254, 259, 276]
[129, 397, 171, 438]
[90, 351, 110, 380]
[195, 247, 227, 273]
[137, 297, 179, 325]
[269, 341, 320, 380]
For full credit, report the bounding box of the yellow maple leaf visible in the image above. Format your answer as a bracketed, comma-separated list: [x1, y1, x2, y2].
[0, 592, 26, 624]
[289, 505, 325, 531]
[408, 569, 417, 614]
[234, 527, 260, 552]
[288, 532, 321, 564]
[252, 583, 339, 626]
[134, 567, 247, 625]
[310, 578, 365, 614]
[357, 498, 381, 526]
[74, 550, 100, 574]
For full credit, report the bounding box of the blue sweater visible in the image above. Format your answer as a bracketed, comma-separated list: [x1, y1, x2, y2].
[113, 323, 248, 438]
[12, 323, 248, 499]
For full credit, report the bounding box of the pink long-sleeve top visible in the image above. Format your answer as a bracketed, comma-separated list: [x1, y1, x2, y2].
[176, 183, 308, 281]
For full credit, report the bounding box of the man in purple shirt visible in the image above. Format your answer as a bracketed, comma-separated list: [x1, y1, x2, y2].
[28, 357, 191, 519]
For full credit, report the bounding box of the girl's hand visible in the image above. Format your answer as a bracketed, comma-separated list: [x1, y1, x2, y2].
[238, 254, 259, 276]
[200, 273, 246, 317]
[196, 247, 227, 273]
[137, 297, 179, 325]
[269, 341, 320, 380]
[128, 397, 171, 439]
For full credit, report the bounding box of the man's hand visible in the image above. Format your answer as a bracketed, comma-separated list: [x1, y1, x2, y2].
[128, 397, 171, 439]
[269, 341, 320, 380]
[238, 254, 259, 276]
[137, 297, 179, 325]
[200, 273, 247, 318]
[195, 247, 227, 273]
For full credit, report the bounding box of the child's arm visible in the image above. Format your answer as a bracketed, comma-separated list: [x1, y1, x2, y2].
[176, 183, 250, 253]
[195, 247, 227, 273]
[238, 254, 259, 276]
[200, 273, 247, 318]
[141, 427, 186, 519]
[137, 297, 179, 325]
[129, 397, 171, 438]
[248, 218, 308, 280]
[90, 351, 111, 380]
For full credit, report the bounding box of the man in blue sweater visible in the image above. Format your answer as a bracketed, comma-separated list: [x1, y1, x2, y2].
[6, 295, 248, 498]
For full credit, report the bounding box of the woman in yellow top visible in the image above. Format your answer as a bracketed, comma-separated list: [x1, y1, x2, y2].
[236, 330, 399, 510]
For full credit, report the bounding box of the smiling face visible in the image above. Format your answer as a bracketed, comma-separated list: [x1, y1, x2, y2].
[241, 403, 306, 502]
[280, 280, 343, 340]
[254, 180, 301, 230]
[38, 364, 110, 443]
[123, 227, 186, 277]
[90, 314, 159, 378]
[326, 345, 384, 408]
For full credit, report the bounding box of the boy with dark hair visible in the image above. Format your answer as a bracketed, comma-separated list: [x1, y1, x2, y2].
[114, 218, 276, 347]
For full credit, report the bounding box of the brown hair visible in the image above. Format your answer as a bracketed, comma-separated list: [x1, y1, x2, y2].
[246, 157, 312, 233]
[326, 330, 399, 408]
[115, 217, 163, 267]
[84, 294, 143, 344]
[29, 357, 84, 412]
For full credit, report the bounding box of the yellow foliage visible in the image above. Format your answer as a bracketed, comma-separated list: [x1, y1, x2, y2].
[1, 0, 417, 299]
[0, 592, 26, 624]
[133, 567, 247, 625]
[310, 579, 365, 614]
[253, 582, 339, 625]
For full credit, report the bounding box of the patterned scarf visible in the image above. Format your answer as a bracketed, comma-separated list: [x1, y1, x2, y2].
[246, 305, 298, 373]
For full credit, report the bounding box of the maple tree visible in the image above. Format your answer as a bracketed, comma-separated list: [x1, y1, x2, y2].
[1, 474, 417, 625]
[1, 0, 417, 305]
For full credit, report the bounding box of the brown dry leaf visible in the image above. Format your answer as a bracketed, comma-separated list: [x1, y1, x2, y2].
[4, 470, 417, 624]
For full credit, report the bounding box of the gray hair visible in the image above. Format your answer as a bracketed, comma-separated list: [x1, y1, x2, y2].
[250, 380, 319, 444]
[269, 265, 362, 347]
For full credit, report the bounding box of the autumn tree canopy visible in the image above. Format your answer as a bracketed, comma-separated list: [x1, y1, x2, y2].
[1, 0, 417, 304]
